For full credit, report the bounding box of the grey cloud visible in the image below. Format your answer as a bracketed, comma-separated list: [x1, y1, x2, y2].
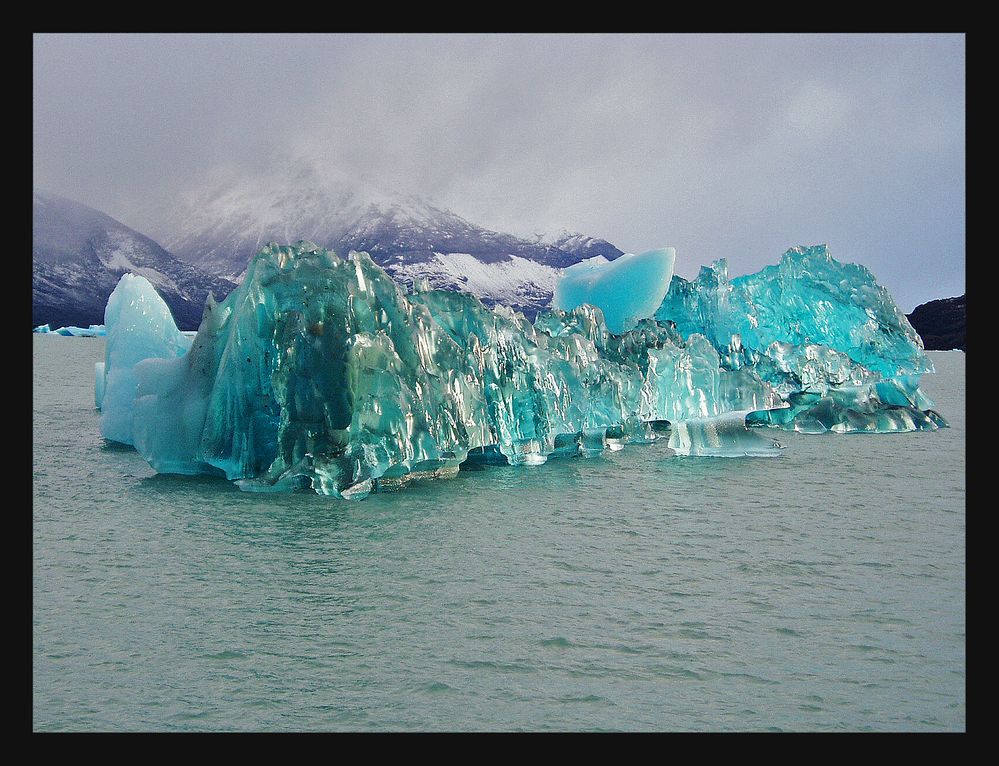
[33, 33, 964, 311]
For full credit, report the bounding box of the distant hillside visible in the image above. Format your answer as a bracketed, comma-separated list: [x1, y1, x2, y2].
[33, 191, 237, 330]
[906, 295, 965, 351]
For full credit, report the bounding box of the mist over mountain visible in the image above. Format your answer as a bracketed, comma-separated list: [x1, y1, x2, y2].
[32, 190, 237, 329]
[34, 175, 967, 337]
[123, 164, 624, 319]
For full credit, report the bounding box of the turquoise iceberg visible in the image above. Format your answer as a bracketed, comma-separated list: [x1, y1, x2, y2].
[668, 411, 785, 457]
[95, 242, 946, 499]
[655, 245, 929, 380]
[34, 324, 107, 336]
[98, 274, 193, 444]
[553, 247, 676, 334]
[654, 244, 945, 435]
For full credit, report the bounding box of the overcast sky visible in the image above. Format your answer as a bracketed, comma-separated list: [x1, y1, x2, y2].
[33, 33, 965, 311]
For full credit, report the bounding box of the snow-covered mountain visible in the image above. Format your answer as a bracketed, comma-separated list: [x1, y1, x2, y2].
[32, 190, 237, 330]
[536, 230, 626, 264]
[129, 165, 624, 319]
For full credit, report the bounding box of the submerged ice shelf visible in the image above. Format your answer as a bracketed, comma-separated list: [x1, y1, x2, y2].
[95, 242, 946, 499]
[668, 410, 786, 457]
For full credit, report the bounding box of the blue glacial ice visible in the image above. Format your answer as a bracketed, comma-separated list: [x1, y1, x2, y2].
[97, 274, 193, 444]
[34, 323, 107, 336]
[61, 324, 107, 337]
[553, 247, 676, 334]
[668, 410, 785, 457]
[655, 245, 930, 379]
[654, 244, 946, 436]
[94, 242, 946, 499]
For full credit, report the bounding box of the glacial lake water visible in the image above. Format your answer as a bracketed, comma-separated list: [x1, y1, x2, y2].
[32, 336, 965, 731]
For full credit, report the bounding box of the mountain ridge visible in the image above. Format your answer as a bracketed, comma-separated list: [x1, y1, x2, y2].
[34, 187, 965, 337]
[33, 190, 237, 330]
[122, 168, 625, 318]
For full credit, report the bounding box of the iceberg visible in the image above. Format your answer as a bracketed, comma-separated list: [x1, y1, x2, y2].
[98, 274, 193, 445]
[745, 379, 947, 434]
[655, 245, 930, 379]
[554, 248, 676, 334]
[655, 244, 946, 434]
[95, 241, 946, 499]
[37, 324, 107, 336]
[668, 411, 785, 457]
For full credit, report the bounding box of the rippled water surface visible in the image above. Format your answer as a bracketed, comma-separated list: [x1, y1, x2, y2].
[33, 337, 965, 731]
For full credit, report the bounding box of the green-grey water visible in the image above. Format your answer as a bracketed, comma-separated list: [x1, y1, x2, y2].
[32, 336, 965, 731]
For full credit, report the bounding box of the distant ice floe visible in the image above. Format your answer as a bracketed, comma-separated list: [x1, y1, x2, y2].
[34, 323, 106, 337]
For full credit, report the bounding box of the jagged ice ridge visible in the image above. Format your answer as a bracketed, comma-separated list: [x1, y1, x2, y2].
[95, 242, 946, 499]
